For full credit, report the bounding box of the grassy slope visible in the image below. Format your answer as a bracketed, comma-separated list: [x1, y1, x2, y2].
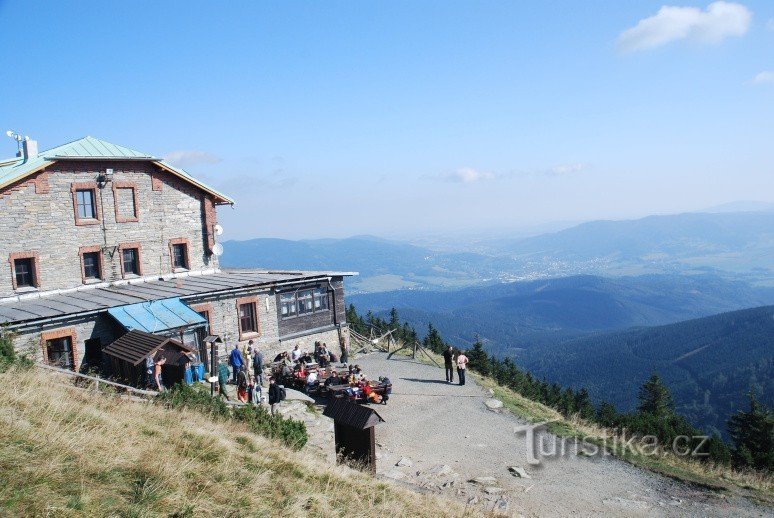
[0, 368, 469, 517]
[388, 346, 773, 504]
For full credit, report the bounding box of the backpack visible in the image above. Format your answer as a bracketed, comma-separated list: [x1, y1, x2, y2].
[280, 387, 287, 401]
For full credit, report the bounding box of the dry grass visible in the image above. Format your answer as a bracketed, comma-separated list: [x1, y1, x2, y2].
[0, 367, 472, 517]
[475, 374, 773, 502]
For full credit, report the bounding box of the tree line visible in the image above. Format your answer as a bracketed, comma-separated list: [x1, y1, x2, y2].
[346, 304, 773, 472]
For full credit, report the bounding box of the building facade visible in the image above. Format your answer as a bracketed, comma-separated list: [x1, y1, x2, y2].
[0, 136, 352, 375]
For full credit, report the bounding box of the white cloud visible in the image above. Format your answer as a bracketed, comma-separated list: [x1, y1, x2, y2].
[435, 167, 496, 184]
[163, 149, 221, 167]
[549, 163, 588, 175]
[617, 1, 751, 53]
[750, 71, 774, 85]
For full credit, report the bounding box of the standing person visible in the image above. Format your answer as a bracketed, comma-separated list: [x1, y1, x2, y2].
[217, 360, 231, 401]
[153, 355, 167, 392]
[456, 350, 469, 386]
[236, 366, 249, 403]
[339, 336, 349, 364]
[145, 355, 155, 389]
[252, 342, 264, 386]
[268, 376, 282, 414]
[291, 344, 301, 362]
[442, 345, 455, 383]
[228, 344, 244, 384]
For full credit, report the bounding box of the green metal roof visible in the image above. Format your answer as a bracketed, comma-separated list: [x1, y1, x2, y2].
[0, 136, 234, 204]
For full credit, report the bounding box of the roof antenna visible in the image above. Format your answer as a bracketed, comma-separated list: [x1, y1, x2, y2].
[5, 130, 26, 157]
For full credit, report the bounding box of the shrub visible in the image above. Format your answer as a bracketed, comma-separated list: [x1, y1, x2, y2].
[157, 383, 307, 450]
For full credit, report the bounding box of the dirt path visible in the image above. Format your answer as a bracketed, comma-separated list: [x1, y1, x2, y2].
[356, 352, 768, 517]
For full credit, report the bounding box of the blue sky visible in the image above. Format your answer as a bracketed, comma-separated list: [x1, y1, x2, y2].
[1, 1, 772, 240]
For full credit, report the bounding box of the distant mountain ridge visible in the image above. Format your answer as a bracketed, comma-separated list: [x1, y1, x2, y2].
[221, 211, 774, 293]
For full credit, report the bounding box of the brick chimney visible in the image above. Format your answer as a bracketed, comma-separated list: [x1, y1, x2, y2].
[22, 138, 38, 160]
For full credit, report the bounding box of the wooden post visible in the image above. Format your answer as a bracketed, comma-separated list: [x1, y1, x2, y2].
[412, 341, 417, 359]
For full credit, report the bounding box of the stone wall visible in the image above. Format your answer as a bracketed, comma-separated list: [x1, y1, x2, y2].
[0, 160, 219, 298]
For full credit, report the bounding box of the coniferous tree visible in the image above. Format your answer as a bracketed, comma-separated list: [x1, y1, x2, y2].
[727, 392, 774, 471]
[466, 338, 490, 375]
[637, 373, 674, 418]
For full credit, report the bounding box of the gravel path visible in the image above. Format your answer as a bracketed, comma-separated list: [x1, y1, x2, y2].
[356, 352, 768, 517]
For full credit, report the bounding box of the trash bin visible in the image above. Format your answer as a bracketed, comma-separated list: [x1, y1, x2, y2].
[193, 363, 205, 382]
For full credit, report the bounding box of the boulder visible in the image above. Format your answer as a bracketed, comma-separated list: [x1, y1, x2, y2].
[484, 398, 503, 410]
[508, 466, 532, 479]
[470, 476, 497, 485]
[383, 470, 406, 480]
[396, 457, 413, 467]
[484, 486, 503, 495]
[427, 464, 454, 477]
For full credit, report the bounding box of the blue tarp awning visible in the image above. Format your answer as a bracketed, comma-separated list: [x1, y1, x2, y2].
[107, 297, 207, 334]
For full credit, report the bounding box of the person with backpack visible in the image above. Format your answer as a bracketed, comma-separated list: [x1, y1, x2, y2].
[217, 360, 231, 401]
[442, 345, 455, 383]
[228, 343, 244, 384]
[268, 376, 282, 414]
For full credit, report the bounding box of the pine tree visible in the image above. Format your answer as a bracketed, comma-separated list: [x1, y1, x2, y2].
[466, 338, 490, 375]
[727, 392, 774, 471]
[637, 373, 674, 418]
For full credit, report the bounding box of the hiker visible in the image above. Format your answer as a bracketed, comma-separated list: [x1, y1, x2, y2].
[442, 345, 455, 383]
[153, 355, 166, 391]
[145, 355, 155, 389]
[268, 376, 282, 414]
[291, 344, 301, 362]
[236, 365, 249, 403]
[252, 341, 264, 386]
[217, 360, 231, 400]
[456, 349, 469, 386]
[249, 377, 262, 405]
[339, 336, 349, 364]
[228, 343, 244, 384]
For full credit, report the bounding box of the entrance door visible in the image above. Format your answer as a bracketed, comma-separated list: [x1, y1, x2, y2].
[83, 338, 102, 373]
[46, 337, 74, 370]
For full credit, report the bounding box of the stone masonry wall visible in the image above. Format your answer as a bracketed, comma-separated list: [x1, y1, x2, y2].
[0, 160, 219, 298]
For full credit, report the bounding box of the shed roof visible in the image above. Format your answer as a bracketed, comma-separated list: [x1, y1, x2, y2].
[0, 136, 234, 204]
[107, 297, 207, 333]
[103, 330, 195, 366]
[323, 399, 385, 429]
[0, 269, 354, 326]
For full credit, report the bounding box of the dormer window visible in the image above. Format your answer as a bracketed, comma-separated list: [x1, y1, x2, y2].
[71, 182, 101, 225]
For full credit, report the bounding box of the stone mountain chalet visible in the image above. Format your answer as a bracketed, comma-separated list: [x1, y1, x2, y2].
[0, 136, 353, 377]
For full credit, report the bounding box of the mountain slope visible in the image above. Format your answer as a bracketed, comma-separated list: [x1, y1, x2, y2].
[518, 306, 774, 436]
[0, 367, 461, 517]
[351, 274, 774, 350]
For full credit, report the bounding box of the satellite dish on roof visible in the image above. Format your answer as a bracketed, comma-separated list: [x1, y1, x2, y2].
[214, 224, 224, 236]
[212, 243, 224, 256]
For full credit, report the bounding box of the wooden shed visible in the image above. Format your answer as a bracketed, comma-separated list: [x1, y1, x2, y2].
[103, 330, 196, 388]
[323, 399, 385, 474]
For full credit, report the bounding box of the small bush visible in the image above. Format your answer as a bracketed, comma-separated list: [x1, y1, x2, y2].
[157, 383, 307, 450]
